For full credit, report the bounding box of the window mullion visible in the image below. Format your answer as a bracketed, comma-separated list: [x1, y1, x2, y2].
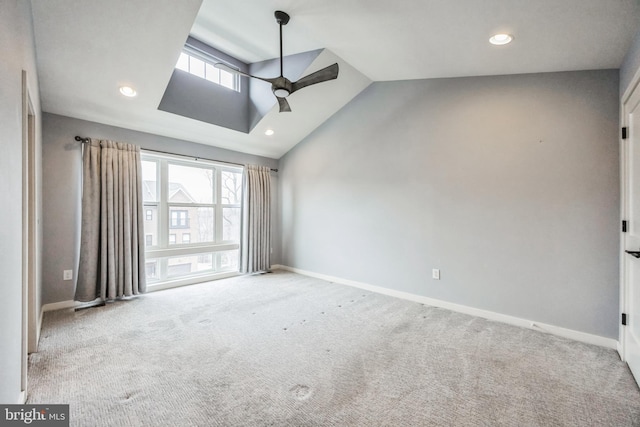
[215, 168, 223, 245]
[159, 159, 169, 248]
[158, 159, 169, 282]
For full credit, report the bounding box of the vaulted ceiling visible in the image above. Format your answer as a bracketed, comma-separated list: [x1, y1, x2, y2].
[31, 0, 640, 159]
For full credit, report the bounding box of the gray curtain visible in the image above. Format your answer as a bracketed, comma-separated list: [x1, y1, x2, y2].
[75, 139, 146, 302]
[241, 165, 271, 273]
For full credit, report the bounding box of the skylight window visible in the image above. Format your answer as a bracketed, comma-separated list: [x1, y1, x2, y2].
[176, 51, 239, 92]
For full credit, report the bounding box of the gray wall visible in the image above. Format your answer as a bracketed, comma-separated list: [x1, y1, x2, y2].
[42, 113, 280, 305]
[0, 0, 42, 404]
[279, 70, 620, 339]
[159, 38, 252, 133]
[159, 69, 250, 133]
[621, 28, 640, 96]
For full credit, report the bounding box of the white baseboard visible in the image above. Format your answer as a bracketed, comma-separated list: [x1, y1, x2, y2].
[617, 340, 625, 360]
[18, 390, 26, 404]
[41, 300, 81, 312]
[40, 272, 242, 313]
[38, 306, 43, 331]
[272, 264, 618, 350]
[36, 305, 44, 349]
[41, 298, 104, 313]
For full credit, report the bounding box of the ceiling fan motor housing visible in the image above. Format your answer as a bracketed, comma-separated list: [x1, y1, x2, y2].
[272, 76, 293, 98]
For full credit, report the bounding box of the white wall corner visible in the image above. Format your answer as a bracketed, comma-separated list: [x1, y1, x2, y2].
[273, 265, 619, 350]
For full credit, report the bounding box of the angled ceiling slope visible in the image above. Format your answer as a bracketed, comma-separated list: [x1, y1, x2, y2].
[31, 0, 640, 159]
[157, 46, 335, 134]
[192, 0, 640, 81]
[30, 0, 370, 159]
[153, 45, 370, 158]
[31, 0, 202, 135]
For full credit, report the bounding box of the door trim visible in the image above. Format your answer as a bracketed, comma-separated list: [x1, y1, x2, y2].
[21, 70, 39, 397]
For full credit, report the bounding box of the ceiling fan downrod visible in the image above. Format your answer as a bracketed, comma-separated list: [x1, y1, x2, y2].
[275, 11, 290, 78]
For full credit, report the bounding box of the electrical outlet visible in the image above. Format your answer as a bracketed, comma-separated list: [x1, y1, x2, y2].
[63, 270, 73, 281]
[432, 269, 440, 280]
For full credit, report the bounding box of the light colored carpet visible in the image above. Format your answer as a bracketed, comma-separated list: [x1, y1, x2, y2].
[28, 271, 640, 426]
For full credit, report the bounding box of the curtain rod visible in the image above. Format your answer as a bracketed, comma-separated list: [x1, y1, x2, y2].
[74, 136, 278, 172]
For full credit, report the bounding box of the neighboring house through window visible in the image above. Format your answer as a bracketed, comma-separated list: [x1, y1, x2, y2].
[141, 152, 243, 287]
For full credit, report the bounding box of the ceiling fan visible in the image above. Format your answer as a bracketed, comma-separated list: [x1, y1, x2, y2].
[214, 11, 339, 113]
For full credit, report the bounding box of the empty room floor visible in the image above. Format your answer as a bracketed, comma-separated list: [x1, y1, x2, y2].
[27, 271, 640, 426]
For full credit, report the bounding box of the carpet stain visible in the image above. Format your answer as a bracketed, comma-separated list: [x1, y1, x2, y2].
[120, 392, 135, 403]
[391, 321, 411, 334]
[290, 384, 312, 400]
[148, 319, 176, 331]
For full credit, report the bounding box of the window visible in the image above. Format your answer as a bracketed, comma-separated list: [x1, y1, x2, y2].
[175, 50, 239, 91]
[146, 209, 153, 221]
[145, 234, 153, 247]
[146, 261, 158, 280]
[170, 210, 189, 228]
[141, 152, 243, 286]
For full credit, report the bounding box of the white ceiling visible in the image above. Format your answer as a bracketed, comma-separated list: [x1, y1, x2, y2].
[193, 0, 640, 81]
[31, 0, 640, 159]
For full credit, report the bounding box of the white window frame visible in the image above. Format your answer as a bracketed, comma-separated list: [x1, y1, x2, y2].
[141, 151, 243, 289]
[175, 48, 241, 92]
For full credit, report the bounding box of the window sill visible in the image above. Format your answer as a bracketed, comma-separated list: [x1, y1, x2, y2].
[146, 270, 240, 292]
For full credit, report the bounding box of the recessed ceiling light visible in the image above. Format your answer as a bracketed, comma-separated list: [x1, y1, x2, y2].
[265, 129, 275, 136]
[489, 34, 513, 46]
[119, 86, 137, 97]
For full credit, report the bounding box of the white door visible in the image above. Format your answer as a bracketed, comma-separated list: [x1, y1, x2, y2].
[622, 80, 640, 385]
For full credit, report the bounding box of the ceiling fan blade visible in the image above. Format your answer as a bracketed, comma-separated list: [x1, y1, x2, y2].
[291, 63, 339, 94]
[214, 63, 277, 84]
[277, 96, 292, 113]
